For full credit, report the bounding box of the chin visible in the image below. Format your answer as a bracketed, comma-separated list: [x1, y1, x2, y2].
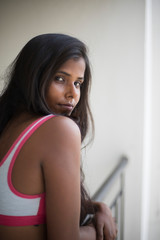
[51, 108, 73, 117]
[64, 111, 72, 117]
[57, 111, 72, 117]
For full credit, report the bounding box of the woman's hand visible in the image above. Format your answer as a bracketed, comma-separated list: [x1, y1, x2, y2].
[93, 201, 117, 240]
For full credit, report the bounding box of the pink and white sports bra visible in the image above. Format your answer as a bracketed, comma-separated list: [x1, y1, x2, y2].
[0, 114, 54, 226]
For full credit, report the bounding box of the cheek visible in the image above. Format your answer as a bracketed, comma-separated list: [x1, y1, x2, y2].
[75, 91, 81, 106]
[50, 83, 63, 93]
[76, 90, 81, 101]
[46, 85, 57, 103]
[47, 83, 63, 98]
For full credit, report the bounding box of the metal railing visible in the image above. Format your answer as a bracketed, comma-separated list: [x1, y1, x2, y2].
[92, 156, 128, 240]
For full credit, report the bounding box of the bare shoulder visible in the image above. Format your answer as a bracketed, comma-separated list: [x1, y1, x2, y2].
[41, 115, 81, 142]
[38, 115, 81, 163]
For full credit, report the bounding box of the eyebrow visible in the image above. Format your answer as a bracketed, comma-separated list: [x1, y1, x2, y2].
[56, 71, 84, 80]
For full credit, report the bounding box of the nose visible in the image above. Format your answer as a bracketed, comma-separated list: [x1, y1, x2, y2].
[65, 83, 79, 99]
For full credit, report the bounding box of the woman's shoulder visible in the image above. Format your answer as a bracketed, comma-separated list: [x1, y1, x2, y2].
[37, 115, 81, 166]
[37, 115, 81, 148]
[42, 115, 80, 136]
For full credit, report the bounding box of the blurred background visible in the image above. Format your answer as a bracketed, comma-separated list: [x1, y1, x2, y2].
[0, 0, 159, 239]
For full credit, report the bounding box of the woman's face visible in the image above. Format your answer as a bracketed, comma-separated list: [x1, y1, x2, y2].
[46, 57, 85, 116]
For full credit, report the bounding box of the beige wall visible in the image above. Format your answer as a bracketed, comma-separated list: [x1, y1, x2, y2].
[1, 0, 159, 239]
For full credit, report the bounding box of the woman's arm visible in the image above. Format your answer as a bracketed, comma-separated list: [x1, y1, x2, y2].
[79, 224, 96, 240]
[93, 201, 117, 240]
[41, 116, 96, 240]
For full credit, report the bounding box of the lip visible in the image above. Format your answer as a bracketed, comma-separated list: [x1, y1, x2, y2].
[58, 103, 74, 111]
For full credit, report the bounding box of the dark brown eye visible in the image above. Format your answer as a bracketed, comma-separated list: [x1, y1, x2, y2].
[74, 81, 82, 88]
[55, 76, 64, 82]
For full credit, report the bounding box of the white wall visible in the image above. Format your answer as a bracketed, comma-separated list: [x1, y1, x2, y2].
[148, 0, 160, 239]
[1, 1, 159, 240]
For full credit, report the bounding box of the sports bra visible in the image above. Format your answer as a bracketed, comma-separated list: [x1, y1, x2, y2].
[0, 114, 55, 226]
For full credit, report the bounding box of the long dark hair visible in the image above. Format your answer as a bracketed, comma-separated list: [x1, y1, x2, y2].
[0, 33, 95, 224]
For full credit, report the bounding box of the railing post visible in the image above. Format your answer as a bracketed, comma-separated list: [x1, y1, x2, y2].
[120, 173, 125, 240]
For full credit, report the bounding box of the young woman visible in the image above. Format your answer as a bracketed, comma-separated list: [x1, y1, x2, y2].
[0, 34, 117, 240]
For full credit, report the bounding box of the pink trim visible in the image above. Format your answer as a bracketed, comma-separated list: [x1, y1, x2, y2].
[0, 118, 42, 167]
[0, 115, 52, 167]
[0, 214, 46, 226]
[7, 114, 54, 198]
[37, 194, 46, 215]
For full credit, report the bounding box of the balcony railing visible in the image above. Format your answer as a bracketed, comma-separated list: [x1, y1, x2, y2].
[92, 156, 128, 240]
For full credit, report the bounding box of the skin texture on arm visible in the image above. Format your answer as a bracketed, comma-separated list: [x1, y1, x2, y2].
[41, 116, 96, 240]
[42, 116, 81, 240]
[79, 224, 96, 240]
